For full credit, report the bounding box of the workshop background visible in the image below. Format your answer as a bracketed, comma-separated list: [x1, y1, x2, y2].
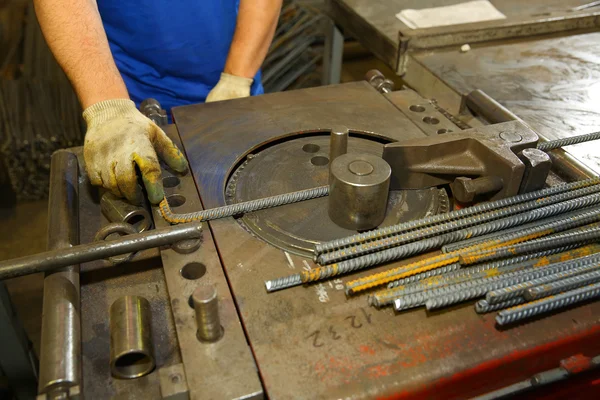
[0, 0, 397, 386]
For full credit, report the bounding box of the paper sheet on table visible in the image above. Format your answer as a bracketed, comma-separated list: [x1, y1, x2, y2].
[396, 0, 507, 30]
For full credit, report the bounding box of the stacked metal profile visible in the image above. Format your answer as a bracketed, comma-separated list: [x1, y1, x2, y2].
[267, 177, 600, 326]
[262, 0, 324, 93]
[0, 3, 83, 200]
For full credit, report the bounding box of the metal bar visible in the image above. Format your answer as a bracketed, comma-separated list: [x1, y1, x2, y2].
[38, 150, 81, 396]
[0, 221, 203, 281]
[321, 19, 343, 85]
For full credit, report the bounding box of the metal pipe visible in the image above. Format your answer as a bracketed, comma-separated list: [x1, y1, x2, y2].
[192, 285, 223, 342]
[110, 296, 155, 379]
[38, 150, 81, 396]
[100, 192, 152, 233]
[0, 221, 203, 280]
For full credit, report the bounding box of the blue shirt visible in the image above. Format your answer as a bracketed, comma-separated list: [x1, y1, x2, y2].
[97, 1, 263, 113]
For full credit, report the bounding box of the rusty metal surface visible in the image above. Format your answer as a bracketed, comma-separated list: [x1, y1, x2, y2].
[173, 82, 600, 398]
[75, 147, 181, 399]
[152, 125, 263, 400]
[228, 134, 444, 256]
[411, 31, 600, 173]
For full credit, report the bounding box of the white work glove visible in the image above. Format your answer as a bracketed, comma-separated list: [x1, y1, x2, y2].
[83, 99, 188, 204]
[205, 72, 253, 102]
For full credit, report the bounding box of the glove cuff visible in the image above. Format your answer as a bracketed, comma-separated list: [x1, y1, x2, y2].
[83, 99, 138, 125]
[220, 72, 253, 88]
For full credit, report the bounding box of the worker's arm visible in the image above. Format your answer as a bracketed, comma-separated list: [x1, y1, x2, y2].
[206, 0, 282, 102]
[34, 0, 187, 204]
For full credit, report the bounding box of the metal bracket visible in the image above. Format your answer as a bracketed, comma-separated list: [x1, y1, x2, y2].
[382, 120, 539, 201]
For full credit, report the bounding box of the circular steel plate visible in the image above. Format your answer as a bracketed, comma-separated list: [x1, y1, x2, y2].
[226, 135, 447, 257]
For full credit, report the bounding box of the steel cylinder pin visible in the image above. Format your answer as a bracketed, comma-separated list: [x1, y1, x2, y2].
[192, 285, 223, 342]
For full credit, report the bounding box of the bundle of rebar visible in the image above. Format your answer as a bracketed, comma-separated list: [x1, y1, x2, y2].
[265, 177, 600, 325]
[0, 2, 83, 200]
[262, 0, 324, 93]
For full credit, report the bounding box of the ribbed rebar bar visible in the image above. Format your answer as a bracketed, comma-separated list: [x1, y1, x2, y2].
[475, 298, 525, 314]
[441, 209, 595, 254]
[159, 185, 329, 224]
[373, 244, 597, 308]
[386, 263, 462, 289]
[264, 274, 303, 293]
[460, 224, 600, 266]
[342, 197, 600, 294]
[424, 253, 600, 311]
[387, 245, 581, 290]
[318, 186, 600, 265]
[538, 131, 600, 151]
[496, 282, 600, 325]
[394, 253, 600, 311]
[486, 260, 600, 305]
[314, 178, 600, 255]
[525, 269, 600, 301]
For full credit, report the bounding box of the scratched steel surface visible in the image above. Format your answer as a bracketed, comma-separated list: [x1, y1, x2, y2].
[174, 83, 600, 398]
[412, 31, 600, 174]
[328, 0, 598, 70]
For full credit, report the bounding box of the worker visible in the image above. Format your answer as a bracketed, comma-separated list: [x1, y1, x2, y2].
[34, 0, 282, 204]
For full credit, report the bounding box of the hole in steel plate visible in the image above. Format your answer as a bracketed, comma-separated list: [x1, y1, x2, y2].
[167, 194, 186, 207]
[423, 116, 440, 125]
[409, 105, 426, 112]
[437, 129, 452, 134]
[180, 262, 206, 280]
[302, 143, 320, 153]
[163, 176, 180, 188]
[311, 156, 329, 166]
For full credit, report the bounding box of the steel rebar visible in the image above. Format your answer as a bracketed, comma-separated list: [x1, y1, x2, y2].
[525, 269, 600, 301]
[314, 178, 600, 255]
[495, 282, 600, 325]
[538, 131, 600, 151]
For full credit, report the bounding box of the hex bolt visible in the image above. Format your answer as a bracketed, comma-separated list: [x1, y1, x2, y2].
[192, 285, 223, 342]
[450, 176, 504, 203]
[496, 281, 600, 325]
[364, 69, 394, 93]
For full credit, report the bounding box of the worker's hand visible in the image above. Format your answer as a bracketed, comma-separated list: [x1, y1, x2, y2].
[83, 99, 188, 204]
[205, 72, 253, 102]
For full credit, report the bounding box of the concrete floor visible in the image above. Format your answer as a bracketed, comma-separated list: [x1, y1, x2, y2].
[0, 47, 394, 364]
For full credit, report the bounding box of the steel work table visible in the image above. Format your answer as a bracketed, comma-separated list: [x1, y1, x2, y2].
[325, 0, 600, 172]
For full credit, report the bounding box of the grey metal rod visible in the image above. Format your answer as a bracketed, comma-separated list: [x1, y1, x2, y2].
[0, 221, 203, 280]
[38, 150, 81, 395]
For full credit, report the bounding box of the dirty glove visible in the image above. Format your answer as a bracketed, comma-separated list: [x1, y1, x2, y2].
[205, 72, 253, 102]
[83, 99, 188, 204]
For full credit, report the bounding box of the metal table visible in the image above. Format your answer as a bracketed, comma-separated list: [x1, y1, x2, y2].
[326, 0, 600, 172]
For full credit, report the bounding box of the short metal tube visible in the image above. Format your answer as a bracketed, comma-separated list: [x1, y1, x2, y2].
[38, 150, 81, 396]
[101, 192, 152, 233]
[193, 285, 223, 342]
[328, 153, 391, 230]
[110, 296, 155, 379]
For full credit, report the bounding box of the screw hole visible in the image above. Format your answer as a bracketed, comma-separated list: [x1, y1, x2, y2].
[180, 262, 207, 280]
[163, 176, 180, 188]
[423, 116, 440, 125]
[437, 128, 453, 134]
[302, 144, 320, 153]
[171, 374, 181, 384]
[167, 194, 186, 207]
[409, 105, 426, 112]
[311, 156, 329, 166]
